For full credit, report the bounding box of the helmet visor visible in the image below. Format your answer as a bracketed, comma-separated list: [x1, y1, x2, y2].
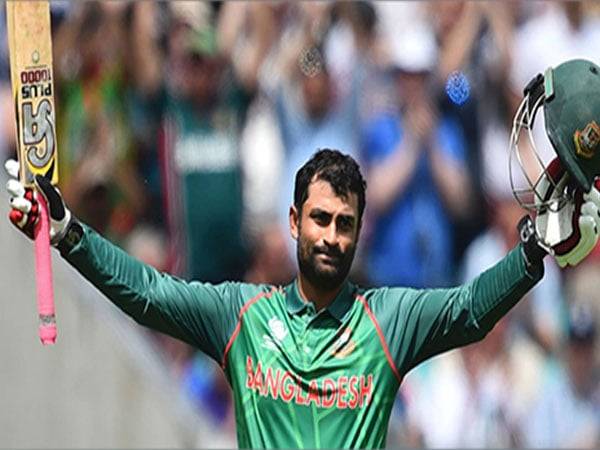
[509, 93, 574, 214]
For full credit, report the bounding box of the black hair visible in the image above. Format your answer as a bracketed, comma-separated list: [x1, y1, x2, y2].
[294, 149, 367, 222]
[350, 2, 377, 37]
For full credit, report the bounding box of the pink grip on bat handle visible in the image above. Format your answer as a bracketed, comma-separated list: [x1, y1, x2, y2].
[34, 195, 56, 345]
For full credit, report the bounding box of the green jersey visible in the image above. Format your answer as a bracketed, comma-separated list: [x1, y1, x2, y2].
[63, 224, 543, 448]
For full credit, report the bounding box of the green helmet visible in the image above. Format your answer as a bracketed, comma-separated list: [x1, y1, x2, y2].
[544, 59, 600, 192]
[510, 59, 600, 214]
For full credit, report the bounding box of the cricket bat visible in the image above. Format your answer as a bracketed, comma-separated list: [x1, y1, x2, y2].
[6, 0, 58, 345]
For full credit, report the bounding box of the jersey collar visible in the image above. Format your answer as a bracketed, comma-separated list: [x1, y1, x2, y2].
[285, 279, 355, 322]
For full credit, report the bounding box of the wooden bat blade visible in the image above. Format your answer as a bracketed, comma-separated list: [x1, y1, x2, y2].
[6, 0, 58, 187]
[6, 0, 58, 345]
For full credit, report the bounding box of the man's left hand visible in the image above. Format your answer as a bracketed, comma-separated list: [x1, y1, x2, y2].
[552, 182, 600, 267]
[532, 157, 600, 268]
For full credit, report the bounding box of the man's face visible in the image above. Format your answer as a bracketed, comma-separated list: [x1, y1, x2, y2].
[186, 54, 223, 104]
[290, 179, 360, 291]
[168, 24, 223, 102]
[302, 72, 332, 120]
[567, 339, 595, 395]
[397, 71, 428, 107]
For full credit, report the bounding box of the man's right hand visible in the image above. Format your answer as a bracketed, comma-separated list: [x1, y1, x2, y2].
[5, 159, 72, 245]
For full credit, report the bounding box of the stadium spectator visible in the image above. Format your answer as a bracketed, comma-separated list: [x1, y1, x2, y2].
[429, 1, 517, 261]
[400, 315, 545, 447]
[218, 2, 293, 285]
[52, 2, 145, 241]
[510, 2, 600, 97]
[361, 23, 472, 288]
[181, 351, 235, 432]
[257, 3, 366, 258]
[508, 1, 600, 176]
[128, 2, 272, 283]
[230, 2, 381, 281]
[521, 304, 600, 448]
[127, 4, 276, 425]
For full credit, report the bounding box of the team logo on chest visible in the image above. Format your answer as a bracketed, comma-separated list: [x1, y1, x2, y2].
[262, 317, 288, 351]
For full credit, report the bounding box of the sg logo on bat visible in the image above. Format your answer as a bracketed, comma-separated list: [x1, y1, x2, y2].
[18, 59, 56, 183]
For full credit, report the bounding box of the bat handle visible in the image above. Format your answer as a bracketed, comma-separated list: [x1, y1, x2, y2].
[34, 194, 56, 345]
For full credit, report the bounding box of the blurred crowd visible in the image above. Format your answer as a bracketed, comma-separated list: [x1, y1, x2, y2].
[2, 1, 600, 447]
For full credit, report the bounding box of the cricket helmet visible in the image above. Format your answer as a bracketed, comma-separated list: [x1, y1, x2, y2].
[510, 59, 600, 214]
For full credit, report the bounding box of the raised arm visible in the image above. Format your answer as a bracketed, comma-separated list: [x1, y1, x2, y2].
[426, 112, 473, 221]
[4, 164, 264, 362]
[370, 243, 544, 378]
[62, 222, 247, 360]
[217, 2, 276, 94]
[127, 1, 164, 96]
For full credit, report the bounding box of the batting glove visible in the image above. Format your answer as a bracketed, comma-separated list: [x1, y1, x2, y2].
[5, 159, 71, 245]
[552, 184, 600, 267]
[534, 158, 600, 268]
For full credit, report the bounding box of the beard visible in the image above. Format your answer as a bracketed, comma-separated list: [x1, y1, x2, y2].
[296, 230, 356, 292]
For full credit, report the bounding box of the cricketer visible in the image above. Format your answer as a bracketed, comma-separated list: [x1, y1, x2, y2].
[5, 58, 600, 448]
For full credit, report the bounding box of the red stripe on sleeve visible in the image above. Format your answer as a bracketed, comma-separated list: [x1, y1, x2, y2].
[356, 294, 403, 383]
[221, 287, 276, 370]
